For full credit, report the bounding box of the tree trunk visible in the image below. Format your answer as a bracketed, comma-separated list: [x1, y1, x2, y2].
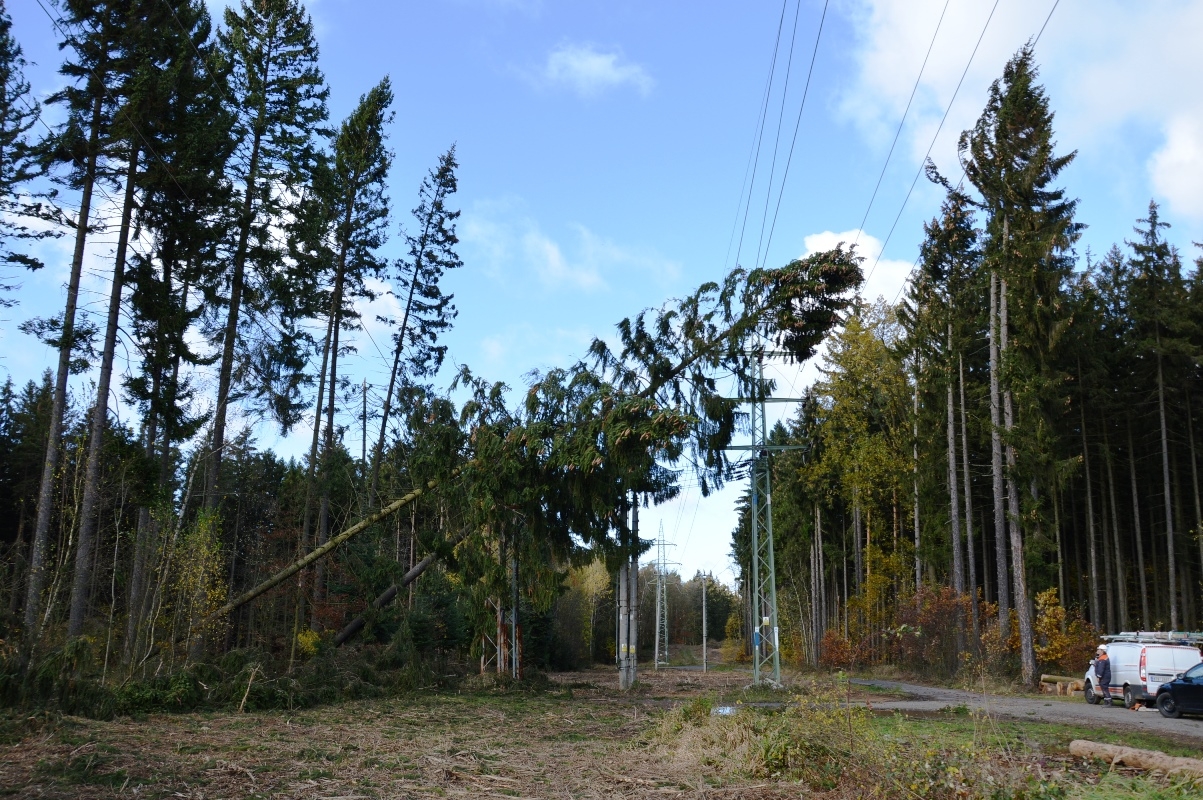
[1101, 459, 1115, 632]
[205, 127, 264, 509]
[1104, 428, 1127, 631]
[67, 146, 139, 638]
[1000, 278, 1035, 683]
[1127, 421, 1150, 628]
[1053, 482, 1065, 612]
[206, 474, 453, 625]
[1188, 394, 1203, 613]
[946, 327, 963, 599]
[25, 93, 105, 638]
[334, 526, 470, 646]
[1080, 378, 1101, 627]
[988, 272, 1009, 637]
[852, 490, 863, 591]
[314, 233, 350, 610]
[959, 354, 979, 644]
[913, 361, 921, 594]
[1155, 347, 1178, 629]
[299, 315, 334, 555]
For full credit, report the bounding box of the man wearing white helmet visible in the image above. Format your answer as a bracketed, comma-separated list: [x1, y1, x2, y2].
[1092, 645, 1113, 706]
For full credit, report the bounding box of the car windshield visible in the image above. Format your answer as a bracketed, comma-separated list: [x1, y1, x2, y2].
[1187, 663, 1203, 680]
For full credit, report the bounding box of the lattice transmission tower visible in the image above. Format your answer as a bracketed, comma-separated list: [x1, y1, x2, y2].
[653, 522, 673, 669]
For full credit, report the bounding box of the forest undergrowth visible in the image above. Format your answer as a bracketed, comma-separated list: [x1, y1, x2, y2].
[0, 629, 463, 721]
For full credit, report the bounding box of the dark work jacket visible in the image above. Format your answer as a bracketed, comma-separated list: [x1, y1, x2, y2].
[1094, 658, 1111, 686]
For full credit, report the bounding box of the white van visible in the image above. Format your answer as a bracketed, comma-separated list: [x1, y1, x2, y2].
[1084, 634, 1203, 708]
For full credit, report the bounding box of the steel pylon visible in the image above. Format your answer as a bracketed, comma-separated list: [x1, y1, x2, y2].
[749, 358, 781, 687]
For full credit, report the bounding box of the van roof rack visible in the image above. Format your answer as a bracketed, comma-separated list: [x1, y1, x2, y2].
[1102, 631, 1203, 644]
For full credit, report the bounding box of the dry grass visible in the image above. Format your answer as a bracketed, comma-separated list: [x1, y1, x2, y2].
[0, 667, 808, 799]
[3, 665, 1197, 799]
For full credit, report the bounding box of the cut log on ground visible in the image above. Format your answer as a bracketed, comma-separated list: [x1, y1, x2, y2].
[1069, 739, 1203, 778]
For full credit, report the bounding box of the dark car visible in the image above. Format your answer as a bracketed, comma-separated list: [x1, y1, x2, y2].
[1155, 661, 1203, 719]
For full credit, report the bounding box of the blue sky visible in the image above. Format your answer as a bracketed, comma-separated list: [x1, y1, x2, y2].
[3, 0, 1202, 585]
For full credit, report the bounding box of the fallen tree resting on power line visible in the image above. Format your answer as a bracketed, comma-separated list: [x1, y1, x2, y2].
[334, 526, 471, 647]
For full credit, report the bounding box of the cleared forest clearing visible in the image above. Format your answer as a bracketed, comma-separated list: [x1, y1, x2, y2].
[3, 667, 1201, 799]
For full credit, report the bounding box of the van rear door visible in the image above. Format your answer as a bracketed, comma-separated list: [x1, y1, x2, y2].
[1145, 648, 1181, 694]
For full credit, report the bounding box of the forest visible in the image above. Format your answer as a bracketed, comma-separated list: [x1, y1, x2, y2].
[0, 0, 1200, 717]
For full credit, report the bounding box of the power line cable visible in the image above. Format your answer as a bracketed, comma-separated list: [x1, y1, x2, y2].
[852, 0, 952, 248]
[887, 0, 1062, 309]
[751, 0, 804, 273]
[732, 0, 792, 271]
[758, 0, 830, 270]
[863, 0, 1000, 288]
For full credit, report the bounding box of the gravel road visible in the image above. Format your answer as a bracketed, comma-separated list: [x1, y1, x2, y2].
[852, 678, 1203, 745]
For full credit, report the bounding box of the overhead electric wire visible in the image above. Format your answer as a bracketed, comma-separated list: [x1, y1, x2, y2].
[887, 0, 1062, 310]
[852, 0, 952, 249]
[758, 0, 830, 270]
[863, 0, 1000, 287]
[751, 0, 804, 273]
[732, 0, 792, 271]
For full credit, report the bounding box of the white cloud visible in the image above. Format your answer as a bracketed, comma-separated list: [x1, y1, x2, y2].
[1150, 114, 1203, 221]
[460, 199, 682, 293]
[523, 229, 604, 290]
[839, 0, 1203, 221]
[542, 43, 653, 98]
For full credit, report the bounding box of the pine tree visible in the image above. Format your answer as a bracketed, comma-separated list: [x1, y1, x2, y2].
[369, 146, 463, 509]
[959, 45, 1081, 684]
[206, 0, 329, 510]
[0, 0, 53, 298]
[22, 0, 128, 640]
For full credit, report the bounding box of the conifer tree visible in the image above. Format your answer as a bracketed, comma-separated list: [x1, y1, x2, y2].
[960, 45, 1081, 684]
[206, 0, 329, 510]
[22, 0, 128, 639]
[0, 0, 52, 297]
[67, 0, 230, 637]
[369, 146, 462, 508]
[310, 76, 394, 608]
[1126, 202, 1191, 629]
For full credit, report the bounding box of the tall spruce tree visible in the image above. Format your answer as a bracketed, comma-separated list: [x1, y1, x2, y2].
[66, 0, 227, 635]
[310, 76, 394, 611]
[206, 0, 329, 510]
[1126, 202, 1191, 629]
[0, 0, 52, 297]
[22, 0, 128, 639]
[369, 146, 462, 509]
[959, 45, 1081, 684]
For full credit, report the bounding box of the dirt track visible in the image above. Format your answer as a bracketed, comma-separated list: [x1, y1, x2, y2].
[852, 677, 1203, 744]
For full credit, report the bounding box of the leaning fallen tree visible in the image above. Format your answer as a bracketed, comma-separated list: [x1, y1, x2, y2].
[205, 248, 863, 634]
[206, 472, 457, 623]
[333, 526, 471, 646]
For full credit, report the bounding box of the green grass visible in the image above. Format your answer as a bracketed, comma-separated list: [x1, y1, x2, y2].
[1067, 773, 1203, 799]
[35, 753, 127, 787]
[879, 710, 1199, 759]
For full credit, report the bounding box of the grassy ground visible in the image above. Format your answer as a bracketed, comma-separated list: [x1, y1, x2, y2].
[1, 666, 1199, 798]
